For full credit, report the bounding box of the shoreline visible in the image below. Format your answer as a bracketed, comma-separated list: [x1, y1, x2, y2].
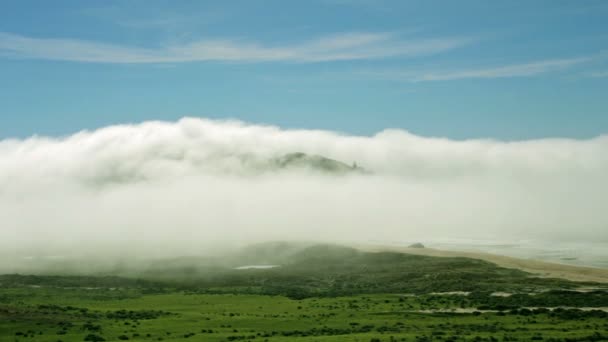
[358, 244, 608, 284]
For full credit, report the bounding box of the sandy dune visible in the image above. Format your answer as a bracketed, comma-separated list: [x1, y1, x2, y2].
[358, 245, 608, 284]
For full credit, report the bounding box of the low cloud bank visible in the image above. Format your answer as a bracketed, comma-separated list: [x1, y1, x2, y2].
[1, 117, 607, 259]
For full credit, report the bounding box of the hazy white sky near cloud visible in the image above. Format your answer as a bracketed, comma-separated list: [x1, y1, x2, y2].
[1, 118, 607, 258]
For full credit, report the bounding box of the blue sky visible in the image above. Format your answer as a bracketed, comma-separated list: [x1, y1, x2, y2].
[1, 0, 607, 140]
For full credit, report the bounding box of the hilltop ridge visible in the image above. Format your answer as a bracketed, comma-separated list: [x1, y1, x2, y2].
[271, 152, 366, 174]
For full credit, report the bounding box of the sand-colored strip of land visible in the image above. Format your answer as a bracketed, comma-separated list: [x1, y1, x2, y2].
[357, 245, 608, 284]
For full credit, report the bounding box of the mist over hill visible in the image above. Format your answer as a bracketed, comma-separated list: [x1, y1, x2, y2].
[1, 117, 607, 262]
[271, 152, 365, 174]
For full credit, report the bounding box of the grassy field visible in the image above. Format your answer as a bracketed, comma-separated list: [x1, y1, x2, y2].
[2, 244, 608, 341]
[2, 289, 608, 342]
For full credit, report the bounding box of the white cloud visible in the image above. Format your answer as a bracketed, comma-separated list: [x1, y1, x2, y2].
[0, 31, 469, 63]
[1, 118, 607, 260]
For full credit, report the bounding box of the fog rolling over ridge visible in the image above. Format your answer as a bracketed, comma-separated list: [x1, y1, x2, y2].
[1, 117, 607, 261]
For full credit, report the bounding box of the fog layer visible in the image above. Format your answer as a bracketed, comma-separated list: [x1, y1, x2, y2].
[1, 118, 607, 258]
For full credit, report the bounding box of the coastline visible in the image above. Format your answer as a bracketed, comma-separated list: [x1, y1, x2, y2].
[358, 244, 608, 284]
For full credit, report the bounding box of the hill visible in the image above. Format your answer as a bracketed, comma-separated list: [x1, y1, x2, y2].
[271, 152, 365, 174]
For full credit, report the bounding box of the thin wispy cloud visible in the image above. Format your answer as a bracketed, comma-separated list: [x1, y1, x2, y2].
[369, 57, 591, 82]
[0, 32, 469, 64]
[322, 0, 391, 9]
[588, 70, 608, 78]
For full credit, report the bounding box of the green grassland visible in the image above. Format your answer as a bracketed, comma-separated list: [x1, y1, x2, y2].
[1, 244, 607, 341]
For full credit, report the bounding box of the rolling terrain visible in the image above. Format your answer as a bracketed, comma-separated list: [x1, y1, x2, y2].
[1, 243, 608, 341]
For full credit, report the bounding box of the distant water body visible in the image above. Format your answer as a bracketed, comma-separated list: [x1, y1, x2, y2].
[234, 265, 280, 270]
[369, 239, 608, 269]
[424, 239, 608, 269]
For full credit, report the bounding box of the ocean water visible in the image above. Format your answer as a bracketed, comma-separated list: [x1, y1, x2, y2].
[420, 239, 608, 269]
